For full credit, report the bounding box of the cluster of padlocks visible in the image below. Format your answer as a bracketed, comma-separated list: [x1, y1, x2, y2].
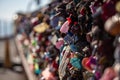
[14, 0, 120, 80]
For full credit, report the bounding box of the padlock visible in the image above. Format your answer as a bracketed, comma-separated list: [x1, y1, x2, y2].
[70, 56, 81, 70]
[70, 44, 79, 52]
[60, 14, 73, 33]
[55, 38, 64, 49]
[70, 22, 82, 34]
[104, 14, 120, 36]
[64, 31, 78, 44]
[60, 20, 70, 33]
[116, 1, 120, 12]
[100, 67, 117, 80]
[82, 56, 97, 72]
[101, 0, 117, 21]
[82, 57, 92, 72]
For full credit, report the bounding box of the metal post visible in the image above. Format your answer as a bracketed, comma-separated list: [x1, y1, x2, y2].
[4, 39, 11, 68]
[4, 21, 12, 68]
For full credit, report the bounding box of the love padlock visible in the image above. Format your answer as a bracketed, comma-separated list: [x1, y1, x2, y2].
[105, 14, 120, 36]
[100, 67, 117, 80]
[82, 56, 97, 72]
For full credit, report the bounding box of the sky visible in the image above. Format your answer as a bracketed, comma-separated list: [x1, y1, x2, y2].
[0, 0, 50, 37]
[0, 0, 50, 21]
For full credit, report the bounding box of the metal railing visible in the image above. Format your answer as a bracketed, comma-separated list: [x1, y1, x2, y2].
[0, 20, 15, 40]
[0, 20, 15, 68]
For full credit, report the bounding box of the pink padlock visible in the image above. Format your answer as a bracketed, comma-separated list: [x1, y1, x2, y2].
[60, 20, 70, 33]
[55, 38, 64, 49]
[100, 67, 117, 80]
